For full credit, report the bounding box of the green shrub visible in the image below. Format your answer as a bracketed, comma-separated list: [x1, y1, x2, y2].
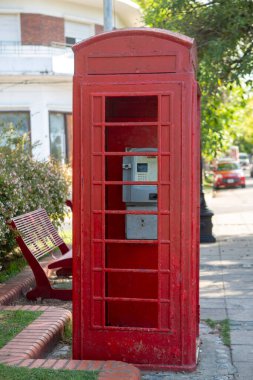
[0, 128, 71, 267]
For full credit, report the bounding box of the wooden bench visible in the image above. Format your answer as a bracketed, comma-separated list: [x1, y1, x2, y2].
[7, 208, 72, 301]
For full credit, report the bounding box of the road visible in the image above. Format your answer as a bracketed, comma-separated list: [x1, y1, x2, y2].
[209, 172, 253, 231]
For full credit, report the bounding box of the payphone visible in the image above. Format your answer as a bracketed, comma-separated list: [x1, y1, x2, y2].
[123, 148, 157, 239]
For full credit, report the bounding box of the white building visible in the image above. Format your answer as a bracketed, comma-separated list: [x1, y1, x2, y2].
[0, 0, 142, 162]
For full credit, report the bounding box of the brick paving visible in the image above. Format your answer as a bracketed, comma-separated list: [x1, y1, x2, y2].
[0, 280, 141, 379]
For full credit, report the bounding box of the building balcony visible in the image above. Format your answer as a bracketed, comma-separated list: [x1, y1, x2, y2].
[0, 41, 74, 76]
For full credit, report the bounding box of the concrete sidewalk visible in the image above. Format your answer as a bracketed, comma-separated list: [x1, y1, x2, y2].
[201, 190, 253, 380]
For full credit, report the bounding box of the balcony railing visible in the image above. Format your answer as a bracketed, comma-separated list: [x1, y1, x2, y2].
[0, 41, 74, 75]
[0, 41, 73, 56]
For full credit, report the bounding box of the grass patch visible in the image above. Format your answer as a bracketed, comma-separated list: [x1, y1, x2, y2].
[220, 319, 231, 346]
[62, 319, 72, 345]
[0, 254, 27, 283]
[0, 310, 42, 348]
[205, 318, 217, 329]
[205, 318, 231, 346]
[0, 364, 98, 380]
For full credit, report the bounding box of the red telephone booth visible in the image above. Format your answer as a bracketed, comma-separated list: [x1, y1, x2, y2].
[72, 28, 200, 371]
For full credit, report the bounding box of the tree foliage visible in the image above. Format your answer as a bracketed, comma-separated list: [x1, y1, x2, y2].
[201, 84, 249, 157]
[138, 0, 253, 157]
[231, 96, 253, 153]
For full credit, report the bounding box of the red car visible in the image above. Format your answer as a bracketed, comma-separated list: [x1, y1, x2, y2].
[213, 160, 246, 189]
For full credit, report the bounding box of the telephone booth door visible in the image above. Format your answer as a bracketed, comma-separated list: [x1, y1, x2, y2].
[90, 88, 180, 332]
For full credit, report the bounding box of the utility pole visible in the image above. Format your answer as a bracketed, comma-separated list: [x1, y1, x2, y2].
[103, 0, 114, 31]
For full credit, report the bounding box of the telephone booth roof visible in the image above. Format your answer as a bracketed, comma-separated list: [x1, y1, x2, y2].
[73, 28, 197, 75]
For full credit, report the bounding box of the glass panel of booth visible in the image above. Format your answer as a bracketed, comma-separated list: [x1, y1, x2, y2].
[105, 95, 158, 122]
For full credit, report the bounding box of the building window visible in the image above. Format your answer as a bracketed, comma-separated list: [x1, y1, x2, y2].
[64, 20, 93, 45]
[65, 36, 76, 46]
[0, 14, 20, 43]
[49, 112, 72, 164]
[0, 111, 30, 146]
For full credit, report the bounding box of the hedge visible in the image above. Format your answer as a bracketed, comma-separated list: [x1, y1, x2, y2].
[0, 128, 71, 266]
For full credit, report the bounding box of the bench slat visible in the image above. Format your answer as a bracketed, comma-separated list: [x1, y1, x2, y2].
[13, 208, 65, 259]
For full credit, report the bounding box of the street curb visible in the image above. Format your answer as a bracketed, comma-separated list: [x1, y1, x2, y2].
[0, 257, 52, 306]
[0, 267, 35, 305]
[0, 305, 72, 359]
[0, 306, 141, 380]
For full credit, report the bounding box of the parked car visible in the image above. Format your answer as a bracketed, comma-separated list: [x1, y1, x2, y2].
[213, 159, 246, 189]
[239, 152, 250, 169]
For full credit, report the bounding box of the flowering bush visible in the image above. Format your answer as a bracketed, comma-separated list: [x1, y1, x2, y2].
[0, 129, 71, 265]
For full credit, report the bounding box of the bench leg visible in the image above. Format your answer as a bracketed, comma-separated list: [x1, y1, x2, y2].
[50, 289, 72, 301]
[26, 286, 72, 301]
[26, 286, 53, 301]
